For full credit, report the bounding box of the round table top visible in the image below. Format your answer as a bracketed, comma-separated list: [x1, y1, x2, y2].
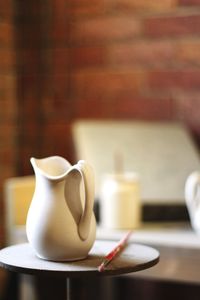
[0, 241, 159, 278]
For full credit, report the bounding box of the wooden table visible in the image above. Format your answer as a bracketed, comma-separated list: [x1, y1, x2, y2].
[0, 241, 159, 299]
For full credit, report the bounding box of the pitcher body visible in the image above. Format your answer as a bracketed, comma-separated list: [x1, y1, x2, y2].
[26, 156, 96, 261]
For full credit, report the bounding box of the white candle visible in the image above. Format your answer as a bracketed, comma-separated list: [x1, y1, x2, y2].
[100, 173, 141, 229]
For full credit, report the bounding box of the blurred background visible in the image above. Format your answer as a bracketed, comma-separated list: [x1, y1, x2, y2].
[1, 0, 200, 298]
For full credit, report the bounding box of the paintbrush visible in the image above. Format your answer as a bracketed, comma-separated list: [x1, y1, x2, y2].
[98, 231, 132, 272]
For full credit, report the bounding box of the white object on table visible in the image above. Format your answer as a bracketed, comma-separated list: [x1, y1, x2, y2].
[100, 173, 141, 229]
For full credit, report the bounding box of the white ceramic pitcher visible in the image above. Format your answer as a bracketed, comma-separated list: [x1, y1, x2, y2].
[185, 171, 200, 234]
[26, 156, 96, 261]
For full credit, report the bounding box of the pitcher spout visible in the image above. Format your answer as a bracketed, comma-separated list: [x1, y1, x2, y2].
[30, 156, 72, 180]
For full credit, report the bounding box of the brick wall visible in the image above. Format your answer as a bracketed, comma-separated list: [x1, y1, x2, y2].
[16, 0, 200, 175]
[0, 0, 200, 246]
[0, 0, 18, 247]
[68, 0, 200, 137]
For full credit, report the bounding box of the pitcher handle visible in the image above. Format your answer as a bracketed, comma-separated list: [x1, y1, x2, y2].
[75, 160, 95, 241]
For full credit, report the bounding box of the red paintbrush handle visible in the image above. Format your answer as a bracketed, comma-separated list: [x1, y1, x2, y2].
[98, 231, 132, 272]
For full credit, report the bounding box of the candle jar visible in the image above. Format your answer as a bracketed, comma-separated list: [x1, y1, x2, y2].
[100, 173, 141, 229]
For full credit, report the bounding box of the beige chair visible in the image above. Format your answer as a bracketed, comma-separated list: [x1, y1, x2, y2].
[4, 175, 35, 246]
[3, 175, 37, 300]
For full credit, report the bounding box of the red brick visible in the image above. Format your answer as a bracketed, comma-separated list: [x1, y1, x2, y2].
[113, 96, 173, 119]
[41, 48, 69, 75]
[0, 165, 17, 183]
[0, 147, 16, 165]
[18, 146, 39, 175]
[0, 75, 17, 115]
[50, 0, 69, 43]
[148, 70, 200, 91]
[21, 122, 40, 141]
[51, 74, 69, 100]
[0, 75, 16, 95]
[73, 97, 115, 118]
[17, 75, 40, 102]
[110, 39, 200, 69]
[117, 0, 176, 12]
[68, 0, 112, 16]
[144, 15, 200, 37]
[110, 40, 175, 68]
[73, 95, 173, 120]
[68, 0, 103, 5]
[70, 46, 106, 68]
[0, 123, 17, 145]
[179, 0, 200, 5]
[42, 121, 74, 161]
[0, 0, 13, 18]
[0, 95, 17, 118]
[40, 74, 71, 118]
[70, 16, 141, 44]
[71, 70, 145, 100]
[19, 49, 41, 75]
[50, 16, 70, 44]
[177, 40, 200, 67]
[51, 48, 69, 74]
[52, 0, 67, 16]
[0, 22, 14, 45]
